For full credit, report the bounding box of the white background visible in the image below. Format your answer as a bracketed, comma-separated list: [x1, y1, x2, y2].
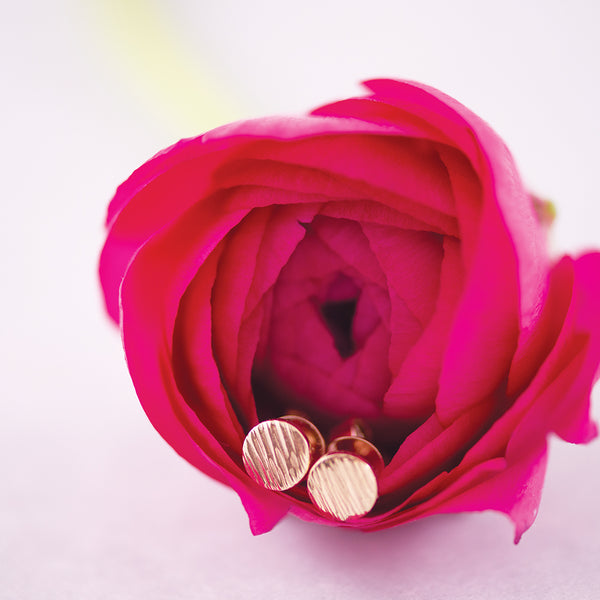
[2, 1, 600, 598]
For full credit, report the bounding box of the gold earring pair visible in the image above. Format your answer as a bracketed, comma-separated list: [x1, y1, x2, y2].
[242, 416, 384, 520]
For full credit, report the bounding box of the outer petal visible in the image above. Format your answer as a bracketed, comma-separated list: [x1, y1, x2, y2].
[118, 196, 297, 533]
[460, 254, 600, 471]
[366, 253, 600, 536]
[100, 105, 461, 322]
[421, 449, 548, 543]
[361, 78, 548, 328]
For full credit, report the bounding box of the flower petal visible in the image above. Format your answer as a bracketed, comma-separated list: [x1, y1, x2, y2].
[211, 202, 323, 424]
[361, 79, 548, 329]
[383, 236, 464, 418]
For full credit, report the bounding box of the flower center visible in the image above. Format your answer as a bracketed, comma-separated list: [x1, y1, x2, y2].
[250, 216, 392, 423]
[315, 272, 362, 359]
[319, 298, 357, 359]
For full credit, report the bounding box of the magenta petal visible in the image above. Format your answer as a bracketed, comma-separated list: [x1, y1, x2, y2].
[460, 254, 600, 473]
[311, 97, 456, 147]
[99, 237, 146, 324]
[378, 414, 443, 493]
[507, 257, 574, 398]
[173, 245, 248, 447]
[117, 199, 293, 531]
[361, 79, 548, 328]
[361, 224, 444, 329]
[400, 451, 549, 543]
[105, 108, 409, 227]
[248, 135, 457, 224]
[407, 255, 600, 540]
[541, 254, 600, 443]
[509, 254, 600, 447]
[237, 488, 292, 535]
[119, 200, 247, 462]
[211, 157, 386, 206]
[379, 400, 494, 496]
[435, 197, 520, 423]
[317, 197, 457, 236]
[211, 202, 322, 422]
[433, 449, 548, 543]
[437, 146, 482, 267]
[101, 154, 240, 322]
[211, 208, 274, 411]
[383, 237, 464, 418]
[334, 320, 391, 409]
[355, 446, 547, 541]
[100, 115, 398, 322]
[361, 224, 444, 390]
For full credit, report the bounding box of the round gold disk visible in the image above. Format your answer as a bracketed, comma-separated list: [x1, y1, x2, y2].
[242, 420, 311, 491]
[307, 453, 378, 520]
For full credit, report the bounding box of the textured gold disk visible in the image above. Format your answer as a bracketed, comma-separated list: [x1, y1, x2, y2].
[242, 420, 311, 491]
[307, 453, 378, 520]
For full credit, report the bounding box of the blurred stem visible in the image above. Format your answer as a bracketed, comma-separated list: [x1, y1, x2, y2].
[94, 0, 241, 134]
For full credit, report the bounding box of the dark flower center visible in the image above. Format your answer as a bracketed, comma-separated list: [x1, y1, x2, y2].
[248, 216, 392, 427]
[319, 298, 358, 359]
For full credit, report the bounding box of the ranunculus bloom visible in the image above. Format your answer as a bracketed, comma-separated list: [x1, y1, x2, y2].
[100, 79, 600, 540]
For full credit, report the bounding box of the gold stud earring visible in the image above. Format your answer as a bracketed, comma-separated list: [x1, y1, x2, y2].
[307, 419, 384, 521]
[242, 415, 325, 491]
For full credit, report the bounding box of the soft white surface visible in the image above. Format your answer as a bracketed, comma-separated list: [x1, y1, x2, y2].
[2, 1, 600, 598]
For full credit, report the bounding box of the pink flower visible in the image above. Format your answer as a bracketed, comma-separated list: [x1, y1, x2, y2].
[100, 79, 600, 540]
